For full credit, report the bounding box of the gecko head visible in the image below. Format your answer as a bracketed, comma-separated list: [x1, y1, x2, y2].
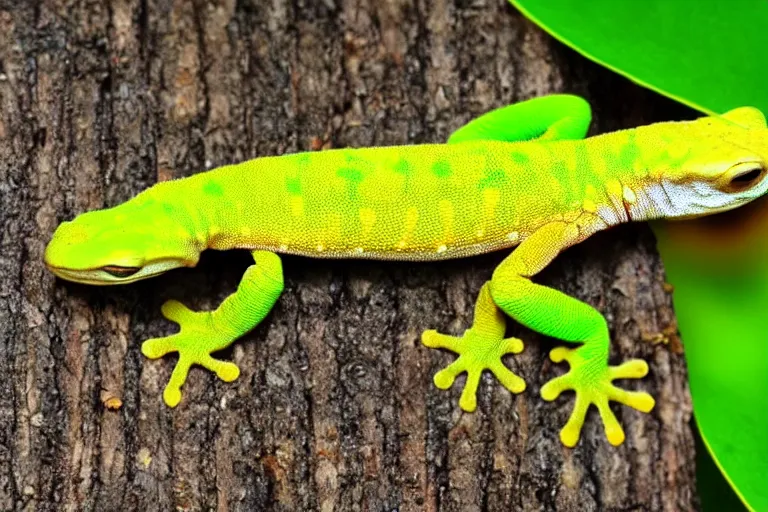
[641, 106, 768, 220]
[44, 198, 202, 285]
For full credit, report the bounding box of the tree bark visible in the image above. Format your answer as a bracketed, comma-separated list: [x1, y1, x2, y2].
[0, 0, 697, 510]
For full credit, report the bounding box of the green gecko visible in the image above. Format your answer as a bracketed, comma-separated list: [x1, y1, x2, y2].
[44, 95, 768, 447]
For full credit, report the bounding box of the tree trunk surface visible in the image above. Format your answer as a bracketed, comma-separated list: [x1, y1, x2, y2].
[0, 1, 697, 510]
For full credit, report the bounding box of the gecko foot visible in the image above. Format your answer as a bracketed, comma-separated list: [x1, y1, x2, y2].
[141, 299, 240, 407]
[540, 346, 655, 447]
[421, 283, 526, 411]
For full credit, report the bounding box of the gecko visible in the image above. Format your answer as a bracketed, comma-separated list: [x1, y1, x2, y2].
[44, 94, 768, 447]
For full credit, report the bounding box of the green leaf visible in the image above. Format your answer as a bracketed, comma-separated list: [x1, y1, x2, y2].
[510, 0, 768, 115]
[508, 1, 768, 510]
[696, 423, 747, 512]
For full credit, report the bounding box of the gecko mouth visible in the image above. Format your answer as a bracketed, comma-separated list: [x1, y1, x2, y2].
[46, 259, 183, 285]
[45, 265, 132, 285]
[101, 265, 142, 278]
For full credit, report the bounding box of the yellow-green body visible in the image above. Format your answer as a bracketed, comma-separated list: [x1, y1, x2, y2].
[44, 95, 768, 447]
[55, 113, 765, 264]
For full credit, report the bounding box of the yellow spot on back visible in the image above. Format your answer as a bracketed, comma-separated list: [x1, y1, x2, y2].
[290, 197, 304, 217]
[439, 200, 454, 244]
[437, 244, 447, 253]
[403, 207, 419, 240]
[582, 199, 597, 213]
[480, 188, 501, 239]
[360, 208, 376, 237]
[606, 179, 622, 199]
[316, 244, 324, 252]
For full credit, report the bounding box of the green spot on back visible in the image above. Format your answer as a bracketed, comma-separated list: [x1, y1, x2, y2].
[432, 161, 452, 177]
[478, 168, 508, 189]
[394, 158, 413, 175]
[202, 180, 224, 197]
[286, 176, 302, 195]
[337, 167, 364, 202]
[337, 167, 364, 183]
[574, 144, 589, 167]
[617, 132, 640, 167]
[511, 151, 530, 164]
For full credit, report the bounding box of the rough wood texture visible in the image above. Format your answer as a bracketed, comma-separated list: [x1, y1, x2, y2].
[0, 1, 698, 510]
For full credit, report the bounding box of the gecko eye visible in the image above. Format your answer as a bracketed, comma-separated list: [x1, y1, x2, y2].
[724, 165, 766, 192]
[102, 266, 141, 278]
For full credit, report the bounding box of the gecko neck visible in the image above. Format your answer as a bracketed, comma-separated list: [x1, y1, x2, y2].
[588, 125, 691, 223]
[140, 170, 279, 252]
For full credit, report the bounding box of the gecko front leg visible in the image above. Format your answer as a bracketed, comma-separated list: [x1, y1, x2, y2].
[141, 250, 284, 406]
[423, 221, 655, 446]
[489, 221, 654, 446]
[421, 283, 526, 411]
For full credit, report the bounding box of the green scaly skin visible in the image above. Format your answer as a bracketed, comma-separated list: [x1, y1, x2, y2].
[44, 95, 768, 447]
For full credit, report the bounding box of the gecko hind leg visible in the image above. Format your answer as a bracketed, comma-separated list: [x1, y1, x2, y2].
[421, 282, 526, 411]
